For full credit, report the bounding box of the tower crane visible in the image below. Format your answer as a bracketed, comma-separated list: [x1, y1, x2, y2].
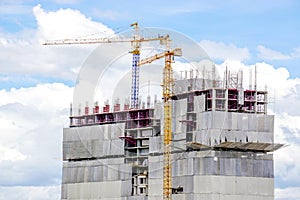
[43, 22, 169, 109]
[138, 47, 182, 200]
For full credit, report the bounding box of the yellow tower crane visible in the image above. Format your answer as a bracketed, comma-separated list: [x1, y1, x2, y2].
[43, 22, 169, 109]
[138, 47, 182, 200]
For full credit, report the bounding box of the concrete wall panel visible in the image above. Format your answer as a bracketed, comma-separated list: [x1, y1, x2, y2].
[193, 175, 273, 197]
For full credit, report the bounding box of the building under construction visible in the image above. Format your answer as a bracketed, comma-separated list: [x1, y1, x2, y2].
[61, 66, 282, 199]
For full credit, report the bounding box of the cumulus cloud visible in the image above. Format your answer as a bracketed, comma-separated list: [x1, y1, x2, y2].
[0, 146, 27, 162]
[275, 144, 300, 185]
[273, 113, 300, 188]
[216, 60, 300, 100]
[257, 45, 300, 61]
[0, 83, 72, 187]
[275, 187, 300, 200]
[0, 4, 114, 80]
[199, 40, 250, 61]
[257, 45, 292, 60]
[199, 41, 300, 63]
[34, 4, 113, 40]
[291, 47, 300, 58]
[0, 185, 60, 200]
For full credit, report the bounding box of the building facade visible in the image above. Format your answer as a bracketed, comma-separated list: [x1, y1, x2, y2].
[61, 75, 281, 199]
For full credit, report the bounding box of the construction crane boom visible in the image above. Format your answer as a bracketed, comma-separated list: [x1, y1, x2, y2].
[43, 22, 169, 109]
[138, 48, 182, 200]
[138, 48, 182, 66]
[43, 35, 167, 45]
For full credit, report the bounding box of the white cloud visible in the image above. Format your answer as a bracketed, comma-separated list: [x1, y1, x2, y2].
[0, 185, 60, 200]
[274, 144, 300, 184]
[199, 40, 250, 61]
[34, 4, 114, 40]
[198, 41, 300, 62]
[0, 5, 114, 80]
[257, 45, 300, 61]
[273, 113, 300, 187]
[0, 146, 26, 162]
[275, 187, 300, 200]
[291, 47, 300, 58]
[257, 45, 291, 60]
[216, 60, 300, 100]
[0, 83, 72, 186]
[91, 8, 125, 20]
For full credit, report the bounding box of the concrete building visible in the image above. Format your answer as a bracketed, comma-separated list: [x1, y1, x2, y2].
[61, 69, 282, 199]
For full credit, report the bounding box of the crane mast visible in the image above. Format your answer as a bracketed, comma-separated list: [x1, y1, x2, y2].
[163, 52, 173, 200]
[43, 22, 168, 109]
[138, 48, 182, 200]
[130, 22, 140, 109]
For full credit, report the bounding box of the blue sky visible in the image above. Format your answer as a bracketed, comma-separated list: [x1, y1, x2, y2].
[0, 0, 300, 199]
[1, 0, 300, 83]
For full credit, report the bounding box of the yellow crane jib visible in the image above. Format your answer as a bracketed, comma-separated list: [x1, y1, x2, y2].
[137, 48, 182, 66]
